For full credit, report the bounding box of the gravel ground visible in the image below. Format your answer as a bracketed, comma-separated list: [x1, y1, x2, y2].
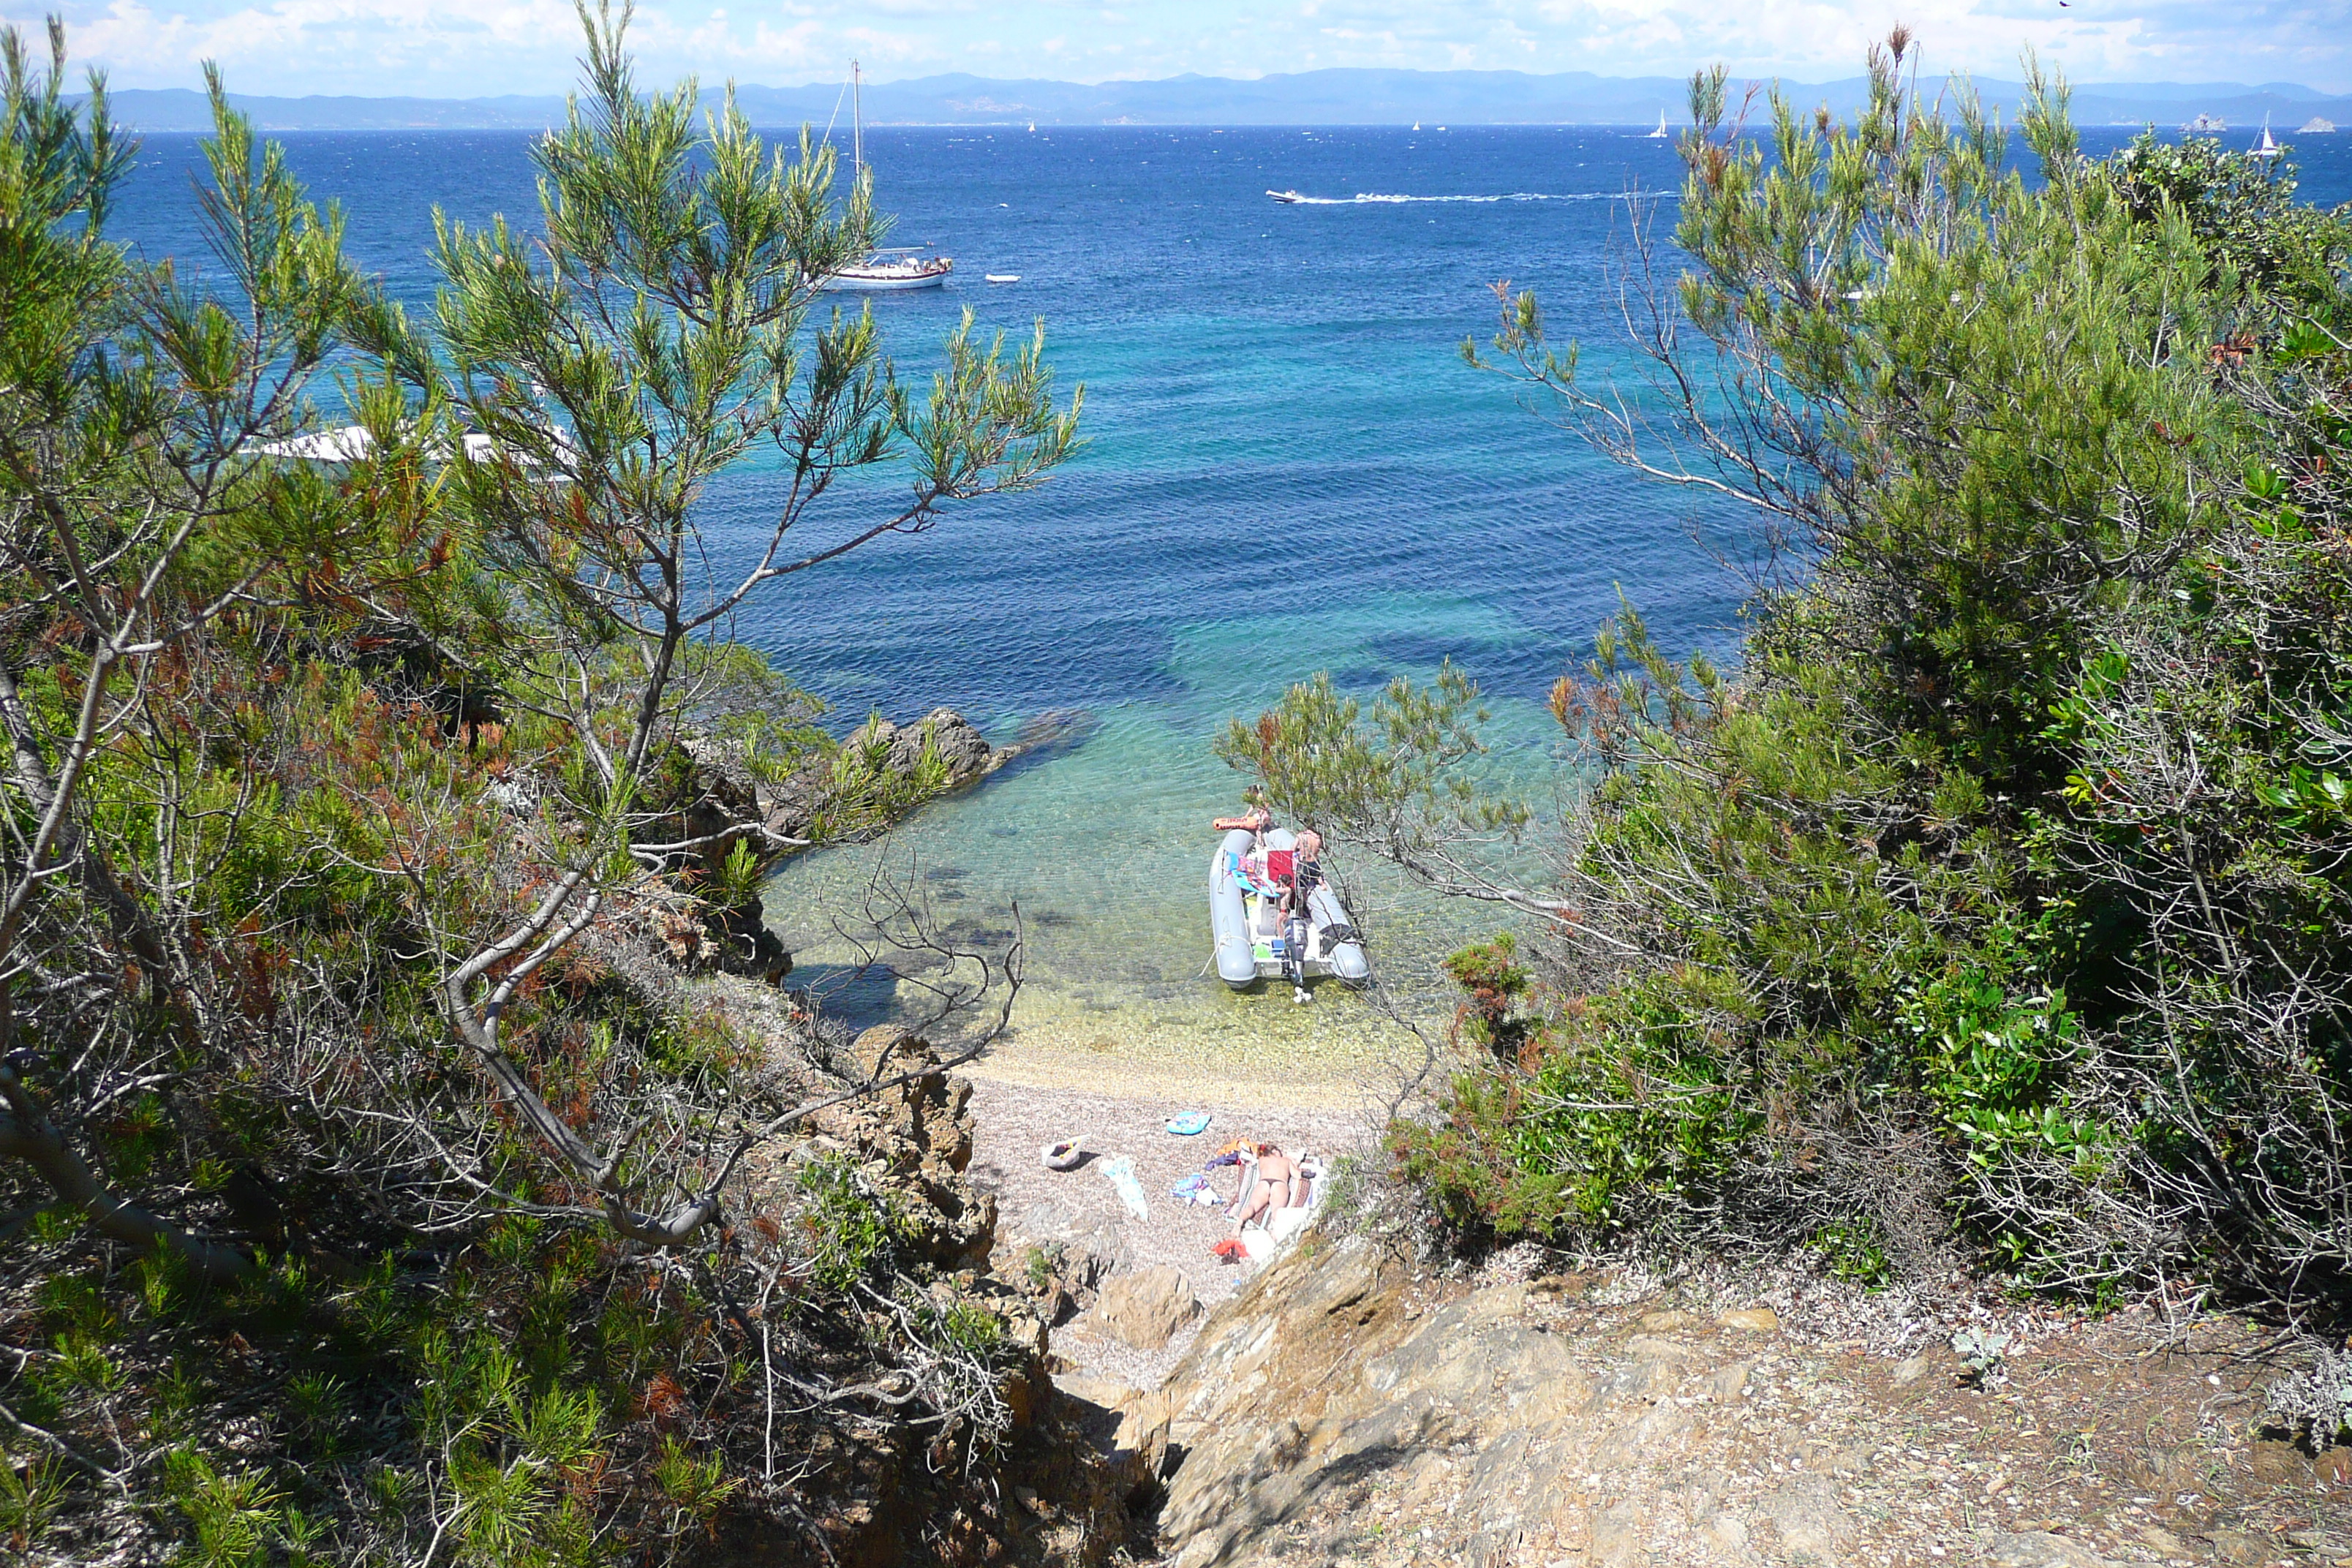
[962, 1068, 1377, 1392]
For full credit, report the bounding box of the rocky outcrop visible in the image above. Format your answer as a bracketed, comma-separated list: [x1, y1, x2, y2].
[642, 705, 1034, 989]
[758, 707, 1012, 849]
[1139, 1232, 2351, 1567]
[811, 1026, 1000, 1272]
[772, 1025, 1137, 1567]
[859, 706, 997, 790]
[1089, 1264, 1200, 1351]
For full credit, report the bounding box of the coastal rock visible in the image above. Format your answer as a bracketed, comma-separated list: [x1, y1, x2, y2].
[810, 1028, 994, 1270]
[707, 896, 791, 984]
[1090, 1264, 1200, 1350]
[1137, 1226, 2312, 1568]
[1151, 1236, 1749, 1567]
[889, 706, 996, 788]
[758, 706, 1011, 849]
[643, 734, 768, 874]
[1012, 1198, 1131, 1297]
[747, 1031, 1128, 1567]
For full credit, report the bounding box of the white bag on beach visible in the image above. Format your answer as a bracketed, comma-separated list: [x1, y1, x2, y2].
[1099, 1155, 1149, 1221]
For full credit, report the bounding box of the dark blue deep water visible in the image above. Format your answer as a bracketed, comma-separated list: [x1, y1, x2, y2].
[110, 124, 2352, 1069]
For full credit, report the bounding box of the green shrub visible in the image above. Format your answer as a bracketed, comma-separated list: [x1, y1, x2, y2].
[794, 1153, 904, 1293]
[0, 1453, 68, 1554]
[1244, 39, 2352, 1309]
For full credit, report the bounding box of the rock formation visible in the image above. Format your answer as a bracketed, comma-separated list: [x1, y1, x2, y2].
[771, 1025, 1137, 1567]
[1089, 1264, 1202, 1351]
[757, 706, 1011, 850]
[1136, 1232, 2350, 1567]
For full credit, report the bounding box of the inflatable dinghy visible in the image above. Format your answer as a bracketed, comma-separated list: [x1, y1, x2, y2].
[1210, 826, 1371, 990]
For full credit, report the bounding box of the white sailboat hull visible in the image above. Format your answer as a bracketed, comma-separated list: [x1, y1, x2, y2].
[824, 263, 953, 292]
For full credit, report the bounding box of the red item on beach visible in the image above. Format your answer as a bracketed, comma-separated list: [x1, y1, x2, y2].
[1211, 1238, 1245, 1262]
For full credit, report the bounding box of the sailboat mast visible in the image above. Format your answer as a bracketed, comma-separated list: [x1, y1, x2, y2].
[851, 61, 863, 185]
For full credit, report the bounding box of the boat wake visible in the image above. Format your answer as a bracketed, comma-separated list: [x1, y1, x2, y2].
[1275, 190, 1663, 206]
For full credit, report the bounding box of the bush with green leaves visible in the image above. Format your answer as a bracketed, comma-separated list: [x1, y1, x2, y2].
[1232, 34, 2352, 1313]
[794, 1152, 907, 1293]
[0, 10, 1077, 1563]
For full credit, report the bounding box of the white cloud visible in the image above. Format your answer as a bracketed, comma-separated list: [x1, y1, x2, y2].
[11, 0, 2350, 96]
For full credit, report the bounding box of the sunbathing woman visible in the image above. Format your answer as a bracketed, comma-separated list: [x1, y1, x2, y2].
[1229, 1143, 1300, 1233]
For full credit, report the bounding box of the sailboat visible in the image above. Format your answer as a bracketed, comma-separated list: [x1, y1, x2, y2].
[1647, 110, 1670, 138]
[2253, 116, 2282, 160]
[1411, 120, 1421, 131]
[825, 61, 954, 293]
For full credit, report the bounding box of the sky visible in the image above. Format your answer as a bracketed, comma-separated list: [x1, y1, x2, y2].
[15, 0, 2352, 99]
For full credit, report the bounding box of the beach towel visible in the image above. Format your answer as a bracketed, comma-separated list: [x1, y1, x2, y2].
[1164, 1111, 1212, 1136]
[1099, 1155, 1149, 1221]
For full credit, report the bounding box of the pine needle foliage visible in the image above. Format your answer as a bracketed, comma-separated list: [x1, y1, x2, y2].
[1, 12, 1079, 1561]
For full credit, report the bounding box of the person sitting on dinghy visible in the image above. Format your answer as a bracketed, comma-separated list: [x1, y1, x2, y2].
[1215, 806, 1278, 894]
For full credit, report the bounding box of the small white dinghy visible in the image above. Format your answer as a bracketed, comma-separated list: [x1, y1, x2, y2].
[984, 273, 1021, 283]
[1209, 826, 1370, 989]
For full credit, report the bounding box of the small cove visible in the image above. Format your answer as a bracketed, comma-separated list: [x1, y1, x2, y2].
[108, 122, 2352, 1079]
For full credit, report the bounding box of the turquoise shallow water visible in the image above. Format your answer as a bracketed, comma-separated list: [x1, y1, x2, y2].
[765, 592, 1569, 1069]
[108, 123, 2352, 1073]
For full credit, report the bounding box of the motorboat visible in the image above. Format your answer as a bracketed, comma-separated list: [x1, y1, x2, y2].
[984, 272, 1021, 283]
[1266, 189, 1306, 204]
[1209, 826, 1370, 989]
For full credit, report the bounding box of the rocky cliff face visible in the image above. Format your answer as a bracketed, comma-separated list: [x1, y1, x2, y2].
[715, 1022, 1137, 1567]
[1137, 1232, 2350, 1567]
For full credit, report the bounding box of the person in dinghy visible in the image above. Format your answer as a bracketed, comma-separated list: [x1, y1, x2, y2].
[1206, 807, 1371, 996]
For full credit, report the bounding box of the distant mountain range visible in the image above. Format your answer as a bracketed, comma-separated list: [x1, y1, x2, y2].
[88, 69, 2352, 135]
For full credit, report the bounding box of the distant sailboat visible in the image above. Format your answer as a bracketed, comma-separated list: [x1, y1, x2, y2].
[826, 61, 954, 292]
[1028, 121, 1036, 132]
[1647, 110, 1670, 138]
[2253, 116, 2282, 160]
[1411, 121, 1421, 131]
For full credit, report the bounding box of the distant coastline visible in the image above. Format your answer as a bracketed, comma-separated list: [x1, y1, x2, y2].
[81, 67, 2352, 134]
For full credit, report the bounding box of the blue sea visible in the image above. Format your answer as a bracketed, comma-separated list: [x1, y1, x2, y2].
[113, 122, 2352, 1077]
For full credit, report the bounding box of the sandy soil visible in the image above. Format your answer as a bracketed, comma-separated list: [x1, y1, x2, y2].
[961, 1058, 1381, 1392]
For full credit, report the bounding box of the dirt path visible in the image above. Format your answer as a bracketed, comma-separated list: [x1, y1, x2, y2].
[961, 1051, 1383, 1392]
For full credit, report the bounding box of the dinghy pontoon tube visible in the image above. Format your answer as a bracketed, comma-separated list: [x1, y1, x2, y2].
[1210, 827, 1371, 990]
